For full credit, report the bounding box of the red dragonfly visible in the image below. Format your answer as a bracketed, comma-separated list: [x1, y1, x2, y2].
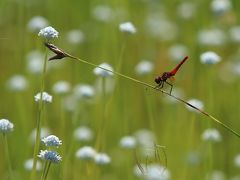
[155, 56, 189, 94]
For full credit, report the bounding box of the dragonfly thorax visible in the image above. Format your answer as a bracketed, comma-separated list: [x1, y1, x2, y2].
[161, 72, 171, 81]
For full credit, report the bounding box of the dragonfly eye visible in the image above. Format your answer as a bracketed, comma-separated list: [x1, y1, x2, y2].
[155, 77, 161, 84]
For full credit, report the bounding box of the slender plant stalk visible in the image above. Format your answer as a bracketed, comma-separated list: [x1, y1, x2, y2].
[45, 43, 240, 138]
[31, 47, 48, 180]
[42, 161, 51, 180]
[40, 161, 48, 180]
[3, 134, 13, 180]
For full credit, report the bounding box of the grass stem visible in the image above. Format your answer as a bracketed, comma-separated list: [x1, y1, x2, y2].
[46, 43, 240, 138]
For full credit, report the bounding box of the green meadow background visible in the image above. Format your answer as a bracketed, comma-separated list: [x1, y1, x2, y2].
[1, 0, 240, 179]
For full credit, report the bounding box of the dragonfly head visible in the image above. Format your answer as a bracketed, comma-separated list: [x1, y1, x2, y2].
[155, 76, 162, 84]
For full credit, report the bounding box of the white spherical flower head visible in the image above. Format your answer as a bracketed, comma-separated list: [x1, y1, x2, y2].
[94, 153, 111, 165]
[145, 164, 171, 180]
[34, 92, 53, 103]
[66, 30, 85, 44]
[27, 16, 49, 32]
[198, 29, 226, 46]
[38, 150, 61, 163]
[168, 44, 189, 62]
[92, 5, 113, 23]
[119, 136, 137, 149]
[145, 15, 177, 41]
[38, 26, 59, 40]
[74, 84, 95, 99]
[234, 154, 240, 167]
[41, 135, 62, 147]
[186, 99, 204, 112]
[52, 81, 71, 95]
[74, 126, 93, 142]
[135, 60, 154, 75]
[24, 159, 42, 171]
[26, 50, 44, 74]
[211, 0, 232, 15]
[75, 146, 96, 161]
[200, 51, 221, 65]
[0, 119, 14, 134]
[177, 2, 196, 19]
[93, 63, 114, 77]
[229, 26, 240, 43]
[119, 22, 137, 34]
[6, 75, 28, 92]
[201, 128, 221, 142]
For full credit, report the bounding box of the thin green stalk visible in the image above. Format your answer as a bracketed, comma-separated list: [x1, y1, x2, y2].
[46, 43, 240, 138]
[96, 77, 107, 151]
[31, 47, 48, 180]
[40, 161, 48, 180]
[3, 134, 13, 180]
[42, 161, 51, 180]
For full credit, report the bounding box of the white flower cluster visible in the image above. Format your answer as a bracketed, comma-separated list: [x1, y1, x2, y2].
[93, 63, 113, 77]
[119, 22, 137, 34]
[38, 135, 62, 163]
[38, 26, 59, 40]
[0, 119, 14, 134]
[75, 146, 111, 165]
[34, 92, 53, 103]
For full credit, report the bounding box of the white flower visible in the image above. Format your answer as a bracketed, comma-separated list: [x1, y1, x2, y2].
[211, 0, 232, 15]
[234, 154, 240, 168]
[145, 14, 177, 41]
[26, 50, 44, 74]
[27, 16, 49, 32]
[134, 129, 155, 157]
[119, 136, 137, 149]
[133, 164, 171, 180]
[6, 75, 28, 92]
[201, 128, 221, 142]
[198, 29, 226, 46]
[91, 5, 113, 22]
[76, 146, 96, 160]
[177, 2, 196, 19]
[34, 92, 53, 103]
[186, 99, 204, 112]
[93, 63, 114, 77]
[229, 26, 240, 43]
[168, 44, 189, 62]
[38, 150, 61, 163]
[135, 60, 154, 75]
[52, 81, 71, 95]
[29, 127, 50, 144]
[185, 151, 200, 166]
[119, 22, 137, 34]
[145, 164, 170, 180]
[73, 84, 95, 99]
[41, 135, 62, 147]
[94, 153, 111, 165]
[0, 119, 14, 134]
[66, 30, 85, 44]
[200, 51, 221, 65]
[24, 159, 42, 171]
[206, 170, 225, 180]
[74, 126, 93, 142]
[38, 26, 59, 40]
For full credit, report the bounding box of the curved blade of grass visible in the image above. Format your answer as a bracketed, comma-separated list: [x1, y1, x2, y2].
[45, 43, 240, 138]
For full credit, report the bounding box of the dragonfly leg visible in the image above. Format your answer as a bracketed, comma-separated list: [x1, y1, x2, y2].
[165, 81, 173, 95]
